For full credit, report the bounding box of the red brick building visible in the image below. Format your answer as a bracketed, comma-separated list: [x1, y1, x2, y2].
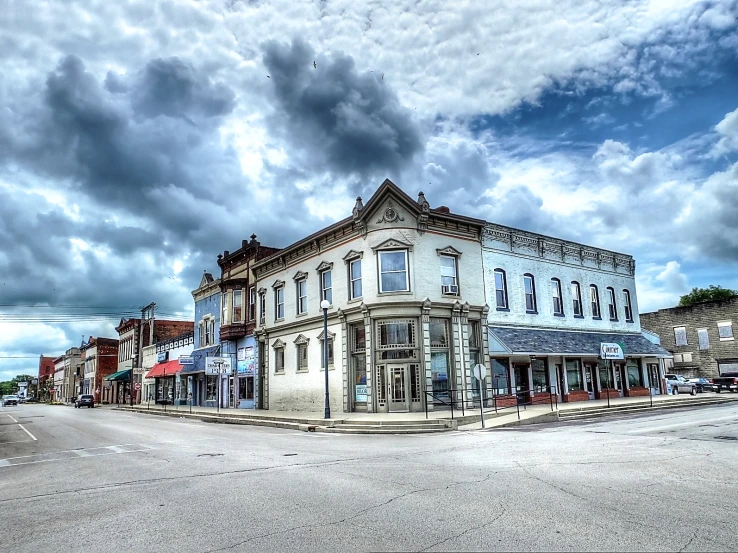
[37, 355, 56, 401]
[80, 337, 119, 403]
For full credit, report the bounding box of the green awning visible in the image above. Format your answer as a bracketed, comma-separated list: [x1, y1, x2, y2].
[105, 369, 132, 382]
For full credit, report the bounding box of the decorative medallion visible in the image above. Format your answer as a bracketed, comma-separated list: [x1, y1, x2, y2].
[376, 200, 404, 223]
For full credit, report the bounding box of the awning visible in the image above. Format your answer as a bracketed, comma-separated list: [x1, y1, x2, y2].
[145, 360, 183, 379]
[488, 327, 672, 358]
[105, 369, 132, 382]
[180, 345, 220, 375]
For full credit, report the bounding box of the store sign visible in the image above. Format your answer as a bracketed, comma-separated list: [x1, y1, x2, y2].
[237, 347, 255, 375]
[157, 351, 169, 363]
[355, 385, 367, 402]
[600, 343, 624, 360]
[179, 356, 194, 365]
[205, 357, 233, 375]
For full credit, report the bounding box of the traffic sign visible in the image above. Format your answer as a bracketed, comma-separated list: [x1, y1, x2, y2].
[473, 363, 487, 381]
[134, 382, 141, 391]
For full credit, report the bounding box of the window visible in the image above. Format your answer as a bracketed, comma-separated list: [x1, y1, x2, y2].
[350, 324, 366, 403]
[275, 287, 284, 320]
[674, 326, 687, 346]
[221, 292, 229, 325]
[494, 269, 508, 309]
[378, 250, 409, 292]
[349, 259, 362, 299]
[697, 328, 709, 350]
[296, 279, 308, 314]
[524, 273, 537, 313]
[571, 282, 583, 317]
[623, 290, 633, 322]
[319, 336, 334, 368]
[491, 359, 509, 394]
[376, 319, 418, 360]
[718, 321, 734, 341]
[273, 343, 285, 374]
[531, 359, 548, 392]
[248, 286, 256, 321]
[429, 319, 449, 348]
[607, 287, 618, 321]
[590, 285, 601, 319]
[566, 360, 583, 391]
[440, 255, 457, 291]
[297, 343, 308, 371]
[232, 289, 243, 322]
[429, 319, 450, 399]
[627, 360, 643, 388]
[321, 270, 332, 305]
[551, 278, 564, 316]
[259, 291, 266, 325]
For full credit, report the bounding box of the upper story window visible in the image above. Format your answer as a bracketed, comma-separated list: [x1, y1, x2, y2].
[274, 286, 285, 320]
[697, 328, 709, 350]
[296, 279, 308, 315]
[523, 274, 537, 313]
[571, 281, 583, 317]
[272, 340, 285, 374]
[349, 259, 362, 300]
[623, 289, 633, 322]
[551, 278, 564, 316]
[440, 255, 459, 295]
[232, 289, 243, 322]
[259, 290, 266, 325]
[590, 285, 601, 319]
[379, 250, 409, 293]
[321, 270, 332, 305]
[221, 292, 229, 325]
[494, 269, 508, 310]
[607, 287, 618, 321]
[248, 286, 256, 321]
[717, 321, 734, 341]
[674, 326, 688, 346]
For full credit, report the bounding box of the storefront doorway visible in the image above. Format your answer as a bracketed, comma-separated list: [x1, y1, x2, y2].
[584, 363, 596, 399]
[376, 363, 422, 413]
[513, 364, 530, 403]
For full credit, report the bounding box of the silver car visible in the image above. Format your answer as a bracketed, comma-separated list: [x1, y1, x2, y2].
[666, 374, 696, 395]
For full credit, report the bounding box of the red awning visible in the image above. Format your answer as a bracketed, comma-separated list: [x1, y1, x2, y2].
[145, 360, 183, 379]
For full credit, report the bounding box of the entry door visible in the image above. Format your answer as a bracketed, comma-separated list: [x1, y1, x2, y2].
[585, 365, 595, 399]
[388, 364, 408, 412]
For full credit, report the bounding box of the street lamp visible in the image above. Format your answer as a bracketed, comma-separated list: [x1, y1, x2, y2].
[321, 299, 331, 419]
[130, 353, 137, 408]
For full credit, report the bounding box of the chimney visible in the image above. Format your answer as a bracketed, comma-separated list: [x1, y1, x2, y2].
[436, 206, 450, 214]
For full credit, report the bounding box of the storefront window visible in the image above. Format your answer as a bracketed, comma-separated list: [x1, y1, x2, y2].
[352, 355, 367, 403]
[627, 360, 642, 387]
[491, 359, 509, 395]
[239, 377, 254, 400]
[378, 320, 415, 348]
[429, 319, 448, 347]
[531, 359, 548, 392]
[566, 360, 583, 391]
[599, 363, 613, 389]
[431, 352, 449, 398]
[206, 375, 218, 401]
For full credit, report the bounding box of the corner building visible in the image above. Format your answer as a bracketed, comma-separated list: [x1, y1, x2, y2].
[253, 180, 489, 413]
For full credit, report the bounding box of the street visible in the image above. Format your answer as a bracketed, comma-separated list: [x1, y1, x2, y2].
[1, 403, 737, 553]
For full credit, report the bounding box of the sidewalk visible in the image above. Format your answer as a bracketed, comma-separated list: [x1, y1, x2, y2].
[113, 392, 738, 433]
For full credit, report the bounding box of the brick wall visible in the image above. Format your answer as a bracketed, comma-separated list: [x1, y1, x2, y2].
[640, 297, 738, 378]
[150, 320, 195, 346]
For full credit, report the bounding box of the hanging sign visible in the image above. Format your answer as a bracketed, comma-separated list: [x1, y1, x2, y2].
[206, 357, 233, 375]
[600, 343, 624, 360]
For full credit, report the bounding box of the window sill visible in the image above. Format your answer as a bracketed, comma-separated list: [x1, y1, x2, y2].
[719, 337, 735, 341]
[296, 369, 309, 373]
[554, 313, 565, 317]
[320, 366, 336, 371]
[318, 304, 333, 312]
[274, 318, 285, 323]
[592, 317, 602, 321]
[377, 290, 412, 296]
[496, 306, 510, 312]
[609, 318, 618, 322]
[296, 312, 308, 318]
[274, 371, 285, 376]
[573, 315, 584, 319]
[442, 293, 461, 299]
[347, 297, 363, 304]
[526, 310, 538, 315]
[626, 319, 634, 324]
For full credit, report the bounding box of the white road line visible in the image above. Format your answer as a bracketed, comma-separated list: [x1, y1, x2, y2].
[0, 439, 35, 445]
[17, 424, 37, 441]
[0, 459, 10, 467]
[626, 414, 738, 434]
[73, 450, 94, 457]
[107, 446, 128, 453]
[6, 414, 18, 423]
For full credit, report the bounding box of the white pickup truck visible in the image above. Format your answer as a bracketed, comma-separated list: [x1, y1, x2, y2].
[665, 374, 697, 395]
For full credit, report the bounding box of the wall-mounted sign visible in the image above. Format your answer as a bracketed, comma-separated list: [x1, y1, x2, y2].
[237, 347, 255, 375]
[206, 357, 233, 375]
[157, 351, 169, 363]
[600, 343, 624, 360]
[355, 384, 367, 402]
[179, 356, 194, 365]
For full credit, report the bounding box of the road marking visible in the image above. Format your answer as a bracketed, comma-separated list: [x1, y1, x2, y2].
[0, 459, 10, 467]
[626, 414, 738, 434]
[0, 443, 156, 468]
[17, 424, 37, 441]
[6, 414, 18, 423]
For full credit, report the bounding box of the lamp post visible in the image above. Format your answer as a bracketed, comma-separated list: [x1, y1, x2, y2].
[321, 299, 331, 419]
[130, 354, 137, 408]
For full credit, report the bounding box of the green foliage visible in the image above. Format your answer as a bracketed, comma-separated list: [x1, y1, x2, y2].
[678, 285, 738, 307]
[0, 375, 36, 396]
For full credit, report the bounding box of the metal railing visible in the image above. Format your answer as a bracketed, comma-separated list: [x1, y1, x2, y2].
[424, 385, 558, 421]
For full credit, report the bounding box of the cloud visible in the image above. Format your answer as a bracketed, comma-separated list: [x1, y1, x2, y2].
[712, 107, 738, 157]
[656, 261, 690, 294]
[261, 38, 424, 182]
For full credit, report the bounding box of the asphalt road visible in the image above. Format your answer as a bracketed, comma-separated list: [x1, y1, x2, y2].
[1, 402, 737, 553]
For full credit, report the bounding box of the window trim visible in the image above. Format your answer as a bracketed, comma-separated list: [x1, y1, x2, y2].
[232, 289, 243, 323]
[551, 278, 564, 317]
[717, 321, 734, 341]
[320, 269, 332, 306]
[606, 287, 618, 321]
[296, 279, 308, 315]
[590, 285, 601, 320]
[378, 249, 410, 294]
[221, 292, 229, 325]
[248, 286, 256, 322]
[697, 328, 709, 350]
[349, 258, 363, 301]
[571, 281, 583, 318]
[494, 269, 509, 311]
[674, 326, 688, 346]
[623, 289, 634, 322]
[274, 286, 285, 321]
[272, 339, 285, 374]
[294, 334, 310, 372]
[523, 273, 537, 314]
[318, 330, 336, 370]
[439, 254, 459, 293]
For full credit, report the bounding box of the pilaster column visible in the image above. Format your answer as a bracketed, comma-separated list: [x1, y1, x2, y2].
[338, 308, 349, 413]
[421, 298, 433, 411]
[362, 303, 374, 413]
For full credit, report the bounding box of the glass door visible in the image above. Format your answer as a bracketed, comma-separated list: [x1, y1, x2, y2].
[388, 364, 408, 412]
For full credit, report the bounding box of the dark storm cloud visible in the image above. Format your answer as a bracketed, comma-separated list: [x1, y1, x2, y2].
[261, 38, 424, 178]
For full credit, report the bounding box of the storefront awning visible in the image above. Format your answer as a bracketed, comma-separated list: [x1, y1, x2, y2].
[105, 369, 132, 382]
[180, 345, 220, 375]
[145, 360, 183, 379]
[488, 327, 672, 358]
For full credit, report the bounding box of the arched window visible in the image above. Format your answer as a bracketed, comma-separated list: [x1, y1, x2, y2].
[524, 273, 537, 313]
[571, 281, 583, 317]
[551, 278, 564, 316]
[606, 287, 618, 321]
[493, 269, 508, 310]
[590, 285, 601, 319]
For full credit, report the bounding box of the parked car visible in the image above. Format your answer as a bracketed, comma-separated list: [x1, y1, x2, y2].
[74, 394, 95, 408]
[2, 394, 19, 406]
[713, 373, 738, 393]
[687, 377, 715, 393]
[665, 374, 697, 395]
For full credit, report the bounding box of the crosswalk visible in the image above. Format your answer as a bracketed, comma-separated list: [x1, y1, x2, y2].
[0, 443, 157, 468]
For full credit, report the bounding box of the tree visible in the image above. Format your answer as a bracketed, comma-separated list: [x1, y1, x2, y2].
[678, 285, 738, 307]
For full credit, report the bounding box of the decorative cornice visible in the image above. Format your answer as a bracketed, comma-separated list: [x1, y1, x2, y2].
[293, 334, 309, 345]
[292, 270, 308, 282]
[315, 260, 333, 273]
[436, 245, 463, 257]
[272, 338, 285, 349]
[272, 279, 285, 289]
[342, 249, 364, 263]
[375, 200, 405, 224]
[257, 287, 266, 295]
[370, 238, 413, 252]
[317, 329, 336, 341]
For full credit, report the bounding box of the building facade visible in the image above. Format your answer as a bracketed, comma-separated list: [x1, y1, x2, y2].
[145, 331, 195, 404]
[252, 180, 489, 413]
[52, 355, 65, 402]
[37, 355, 56, 401]
[640, 297, 738, 378]
[80, 337, 119, 403]
[482, 223, 671, 403]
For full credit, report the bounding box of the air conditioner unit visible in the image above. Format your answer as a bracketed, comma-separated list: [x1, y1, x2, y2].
[442, 284, 459, 295]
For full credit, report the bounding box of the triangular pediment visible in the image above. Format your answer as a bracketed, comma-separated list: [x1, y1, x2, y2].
[342, 249, 364, 263]
[317, 329, 336, 341]
[436, 245, 463, 257]
[293, 334, 310, 345]
[315, 260, 333, 273]
[271, 279, 285, 289]
[292, 270, 308, 281]
[272, 338, 286, 349]
[371, 237, 414, 252]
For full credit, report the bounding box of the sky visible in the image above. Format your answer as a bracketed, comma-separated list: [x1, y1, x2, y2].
[1, 0, 737, 381]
